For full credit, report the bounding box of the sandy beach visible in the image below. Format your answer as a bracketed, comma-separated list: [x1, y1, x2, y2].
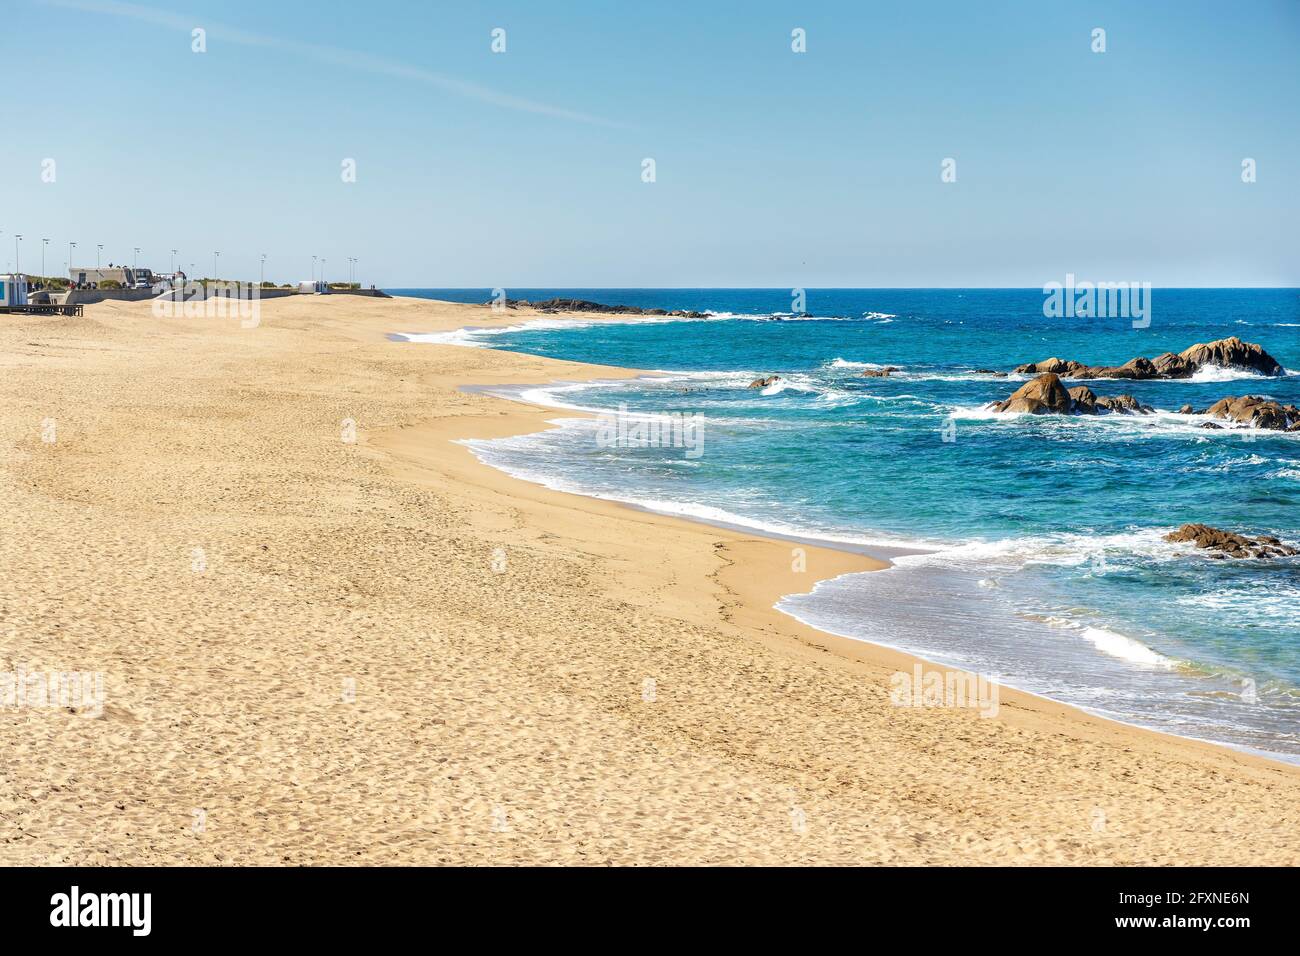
[2, 293, 1297, 866]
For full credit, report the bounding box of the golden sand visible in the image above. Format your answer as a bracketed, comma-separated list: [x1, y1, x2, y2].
[1, 294, 1296, 865]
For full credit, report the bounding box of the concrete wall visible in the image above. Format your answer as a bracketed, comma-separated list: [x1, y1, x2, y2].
[64, 288, 158, 305]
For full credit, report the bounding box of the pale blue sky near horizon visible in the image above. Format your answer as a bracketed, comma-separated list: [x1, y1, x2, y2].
[3, 0, 1298, 287]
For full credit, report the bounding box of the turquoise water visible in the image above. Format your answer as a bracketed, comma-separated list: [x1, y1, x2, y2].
[395, 289, 1300, 760]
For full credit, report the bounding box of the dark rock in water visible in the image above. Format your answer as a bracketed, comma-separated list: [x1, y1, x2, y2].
[749, 375, 781, 389]
[1095, 393, 1154, 414]
[974, 368, 1008, 377]
[1108, 356, 1161, 380]
[1198, 422, 1223, 429]
[861, 366, 898, 378]
[1152, 352, 1198, 379]
[1179, 336, 1284, 377]
[991, 373, 1073, 414]
[1014, 357, 1079, 376]
[1203, 395, 1300, 431]
[1165, 523, 1298, 559]
[1012, 337, 1284, 380]
[498, 297, 710, 320]
[992, 373, 1154, 416]
[1178, 404, 1195, 415]
[1068, 385, 1098, 414]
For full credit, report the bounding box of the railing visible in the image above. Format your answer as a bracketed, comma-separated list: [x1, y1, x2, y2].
[0, 303, 84, 316]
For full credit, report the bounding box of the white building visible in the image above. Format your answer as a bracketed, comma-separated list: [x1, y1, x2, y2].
[69, 266, 153, 289]
[0, 274, 29, 307]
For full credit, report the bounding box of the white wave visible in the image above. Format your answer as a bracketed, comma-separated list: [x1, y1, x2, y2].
[1032, 615, 1175, 668]
[396, 317, 606, 347]
[1079, 626, 1177, 669]
[699, 310, 858, 322]
[825, 359, 1031, 384]
[510, 380, 632, 413]
[645, 369, 768, 388]
[862, 312, 897, 320]
[949, 404, 1013, 421]
[1177, 584, 1300, 622]
[1188, 364, 1276, 383]
[954, 406, 1300, 443]
[396, 309, 714, 347]
[463, 440, 942, 551]
[1201, 453, 1270, 471]
[760, 377, 819, 396]
[899, 370, 1031, 383]
[826, 357, 902, 370]
[701, 310, 782, 320]
[889, 527, 1184, 576]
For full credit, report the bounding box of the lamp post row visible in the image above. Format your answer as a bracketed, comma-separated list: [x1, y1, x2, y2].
[1, 237, 359, 288]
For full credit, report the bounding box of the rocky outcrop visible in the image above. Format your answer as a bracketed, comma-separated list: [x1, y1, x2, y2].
[1096, 393, 1154, 414]
[1067, 385, 1099, 414]
[1200, 395, 1300, 432]
[498, 297, 710, 319]
[861, 366, 898, 378]
[1152, 352, 1197, 378]
[992, 374, 1153, 415]
[1179, 337, 1284, 377]
[992, 373, 1073, 414]
[1165, 523, 1298, 559]
[1014, 337, 1284, 380]
[749, 375, 781, 389]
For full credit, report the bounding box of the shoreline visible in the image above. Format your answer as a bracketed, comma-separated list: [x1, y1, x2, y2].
[4, 292, 1297, 865]
[383, 298, 1300, 773]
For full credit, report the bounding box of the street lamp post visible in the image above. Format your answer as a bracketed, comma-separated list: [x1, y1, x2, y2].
[14, 235, 21, 274]
[260, 253, 266, 287]
[42, 238, 49, 279]
[69, 241, 76, 284]
[133, 247, 140, 271]
[97, 244, 103, 270]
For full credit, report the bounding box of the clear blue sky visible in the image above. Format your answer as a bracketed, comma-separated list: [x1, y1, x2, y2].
[4, 0, 1298, 287]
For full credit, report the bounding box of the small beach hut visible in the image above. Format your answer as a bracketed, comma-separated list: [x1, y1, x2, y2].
[0, 274, 29, 308]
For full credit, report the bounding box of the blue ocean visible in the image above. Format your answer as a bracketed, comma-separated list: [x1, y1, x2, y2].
[393, 289, 1300, 761]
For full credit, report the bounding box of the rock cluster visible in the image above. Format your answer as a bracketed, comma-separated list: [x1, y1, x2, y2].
[1170, 395, 1300, 432]
[1200, 396, 1300, 432]
[1164, 523, 1298, 559]
[1013, 337, 1284, 379]
[990, 373, 1153, 415]
[498, 297, 710, 319]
